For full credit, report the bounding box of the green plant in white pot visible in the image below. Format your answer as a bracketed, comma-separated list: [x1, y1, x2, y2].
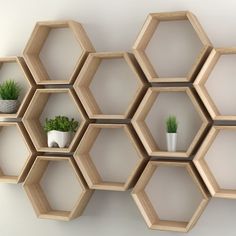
[166, 115, 178, 152]
[0, 80, 21, 113]
[44, 116, 79, 148]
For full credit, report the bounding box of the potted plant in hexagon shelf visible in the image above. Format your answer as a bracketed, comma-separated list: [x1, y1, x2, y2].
[166, 115, 178, 152]
[44, 116, 79, 148]
[0, 80, 21, 113]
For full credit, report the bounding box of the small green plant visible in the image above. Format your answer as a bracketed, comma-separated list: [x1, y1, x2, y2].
[44, 116, 79, 133]
[0, 80, 21, 100]
[166, 115, 178, 133]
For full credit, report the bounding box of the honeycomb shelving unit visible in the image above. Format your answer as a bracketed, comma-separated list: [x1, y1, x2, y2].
[133, 11, 212, 82]
[194, 48, 236, 120]
[22, 88, 88, 153]
[0, 56, 35, 118]
[0, 122, 35, 184]
[23, 156, 93, 221]
[73, 52, 146, 119]
[74, 123, 148, 191]
[132, 161, 210, 232]
[194, 126, 236, 199]
[23, 20, 95, 85]
[132, 87, 209, 158]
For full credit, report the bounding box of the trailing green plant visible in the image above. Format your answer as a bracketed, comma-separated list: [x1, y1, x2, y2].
[166, 115, 178, 133]
[44, 116, 79, 133]
[0, 80, 21, 100]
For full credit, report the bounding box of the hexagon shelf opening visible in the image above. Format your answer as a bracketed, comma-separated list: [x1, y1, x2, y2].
[0, 122, 35, 183]
[74, 124, 147, 191]
[133, 11, 212, 82]
[132, 87, 209, 158]
[23, 156, 93, 221]
[0, 57, 34, 118]
[23, 20, 95, 85]
[132, 161, 209, 232]
[22, 88, 88, 153]
[194, 126, 236, 199]
[194, 48, 236, 120]
[74, 52, 146, 119]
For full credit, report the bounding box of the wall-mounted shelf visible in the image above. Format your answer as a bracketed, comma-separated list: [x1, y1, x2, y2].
[194, 48, 236, 120]
[23, 20, 95, 85]
[23, 156, 93, 221]
[0, 57, 35, 118]
[133, 11, 212, 82]
[74, 123, 147, 191]
[132, 87, 209, 158]
[194, 126, 236, 199]
[0, 122, 35, 183]
[74, 52, 146, 119]
[22, 88, 88, 153]
[132, 161, 210, 232]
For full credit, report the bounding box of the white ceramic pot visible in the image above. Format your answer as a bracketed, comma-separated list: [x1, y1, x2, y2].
[166, 133, 177, 152]
[47, 130, 72, 148]
[0, 99, 19, 113]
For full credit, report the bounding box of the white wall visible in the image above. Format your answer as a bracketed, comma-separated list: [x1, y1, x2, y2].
[0, 0, 236, 236]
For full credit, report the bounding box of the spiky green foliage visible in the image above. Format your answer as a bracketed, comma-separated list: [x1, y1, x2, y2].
[166, 115, 178, 133]
[44, 116, 79, 133]
[0, 80, 21, 100]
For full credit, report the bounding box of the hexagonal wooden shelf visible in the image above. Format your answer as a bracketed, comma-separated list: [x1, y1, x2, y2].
[23, 156, 93, 221]
[132, 161, 210, 232]
[74, 52, 146, 119]
[194, 126, 236, 199]
[74, 123, 147, 191]
[0, 57, 35, 118]
[132, 87, 209, 158]
[22, 88, 88, 153]
[194, 48, 236, 120]
[133, 11, 212, 82]
[23, 20, 95, 85]
[0, 122, 35, 184]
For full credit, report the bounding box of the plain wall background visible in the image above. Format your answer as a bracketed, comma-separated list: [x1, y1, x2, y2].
[1, 0, 236, 235]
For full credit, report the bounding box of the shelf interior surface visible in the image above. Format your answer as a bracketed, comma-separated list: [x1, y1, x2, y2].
[39, 28, 82, 81]
[145, 20, 202, 78]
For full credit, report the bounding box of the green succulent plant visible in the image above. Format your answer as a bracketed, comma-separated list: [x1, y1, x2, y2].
[44, 116, 79, 133]
[166, 115, 178, 133]
[0, 80, 21, 100]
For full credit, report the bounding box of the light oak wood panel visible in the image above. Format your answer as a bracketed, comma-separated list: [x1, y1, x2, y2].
[0, 122, 36, 184]
[22, 88, 88, 153]
[74, 52, 147, 119]
[194, 126, 236, 199]
[132, 161, 210, 232]
[133, 11, 212, 82]
[23, 20, 95, 85]
[131, 87, 210, 158]
[194, 47, 236, 120]
[74, 123, 148, 191]
[0, 56, 35, 118]
[23, 156, 93, 221]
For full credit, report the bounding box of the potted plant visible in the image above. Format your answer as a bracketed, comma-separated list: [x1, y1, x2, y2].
[0, 80, 21, 113]
[44, 116, 79, 148]
[166, 115, 178, 152]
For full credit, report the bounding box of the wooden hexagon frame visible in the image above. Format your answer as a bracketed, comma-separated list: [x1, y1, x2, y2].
[23, 156, 93, 221]
[23, 20, 95, 85]
[194, 48, 236, 120]
[0, 56, 35, 118]
[132, 87, 209, 158]
[74, 123, 147, 191]
[0, 122, 35, 184]
[22, 88, 88, 153]
[194, 126, 236, 199]
[132, 161, 210, 232]
[74, 52, 146, 119]
[133, 11, 212, 82]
